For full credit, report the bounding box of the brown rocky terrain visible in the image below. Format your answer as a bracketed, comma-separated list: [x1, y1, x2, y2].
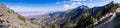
[0, 3, 44, 28]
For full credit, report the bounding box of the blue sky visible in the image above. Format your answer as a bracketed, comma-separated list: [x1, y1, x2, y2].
[0, 0, 120, 16]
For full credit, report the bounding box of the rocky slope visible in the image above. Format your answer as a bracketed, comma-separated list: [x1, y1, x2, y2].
[0, 3, 45, 28]
[1, 1, 120, 28]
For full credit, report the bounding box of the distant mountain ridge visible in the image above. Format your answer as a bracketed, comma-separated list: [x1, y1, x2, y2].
[1, 1, 120, 28]
[30, 1, 119, 28]
[24, 1, 120, 28]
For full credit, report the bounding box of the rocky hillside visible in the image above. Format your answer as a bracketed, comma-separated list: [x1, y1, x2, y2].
[0, 3, 45, 28]
[21, 1, 120, 28]
[28, 1, 120, 28]
[1, 1, 120, 28]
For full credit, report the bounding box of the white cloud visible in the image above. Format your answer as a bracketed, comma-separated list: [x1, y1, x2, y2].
[113, 0, 120, 3]
[63, 0, 83, 9]
[63, 4, 70, 9]
[72, 2, 77, 5]
[83, 3, 86, 5]
[86, 3, 96, 8]
[76, 2, 82, 4]
[71, 2, 81, 6]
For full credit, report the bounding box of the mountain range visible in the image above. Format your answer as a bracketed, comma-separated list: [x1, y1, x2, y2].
[0, 1, 120, 28]
[27, 1, 120, 28]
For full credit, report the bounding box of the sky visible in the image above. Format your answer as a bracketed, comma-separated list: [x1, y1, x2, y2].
[0, 0, 120, 16]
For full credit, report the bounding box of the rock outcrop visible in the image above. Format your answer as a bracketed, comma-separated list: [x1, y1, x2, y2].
[0, 3, 43, 28]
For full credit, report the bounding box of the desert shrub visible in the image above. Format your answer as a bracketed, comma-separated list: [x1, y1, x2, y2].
[70, 13, 99, 28]
[65, 23, 77, 28]
[7, 9, 11, 13]
[90, 16, 98, 25]
[49, 24, 60, 28]
[7, 8, 15, 14]
[81, 13, 90, 19]
[18, 15, 26, 21]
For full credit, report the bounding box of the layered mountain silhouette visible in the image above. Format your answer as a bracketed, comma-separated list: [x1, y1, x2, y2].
[27, 1, 120, 28]
[0, 1, 120, 28]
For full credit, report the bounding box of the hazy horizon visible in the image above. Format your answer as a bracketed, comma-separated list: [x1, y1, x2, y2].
[0, 0, 120, 16]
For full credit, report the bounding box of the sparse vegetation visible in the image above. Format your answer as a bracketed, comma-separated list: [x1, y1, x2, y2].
[7, 8, 15, 14]
[0, 1, 117, 28]
[20, 23, 24, 28]
[18, 15, 26, 21]
[102, 1, 115, 15]
[62, 13, 99, 28]
[81, 13, 90, 19]
[65, 23, 77, 28]
[66, 13, 90, 28]
[90, 16, 98, 25]
[48, 24, 60, 28]
[96, 11, 102, 18]
[7, 9, 11, 13]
